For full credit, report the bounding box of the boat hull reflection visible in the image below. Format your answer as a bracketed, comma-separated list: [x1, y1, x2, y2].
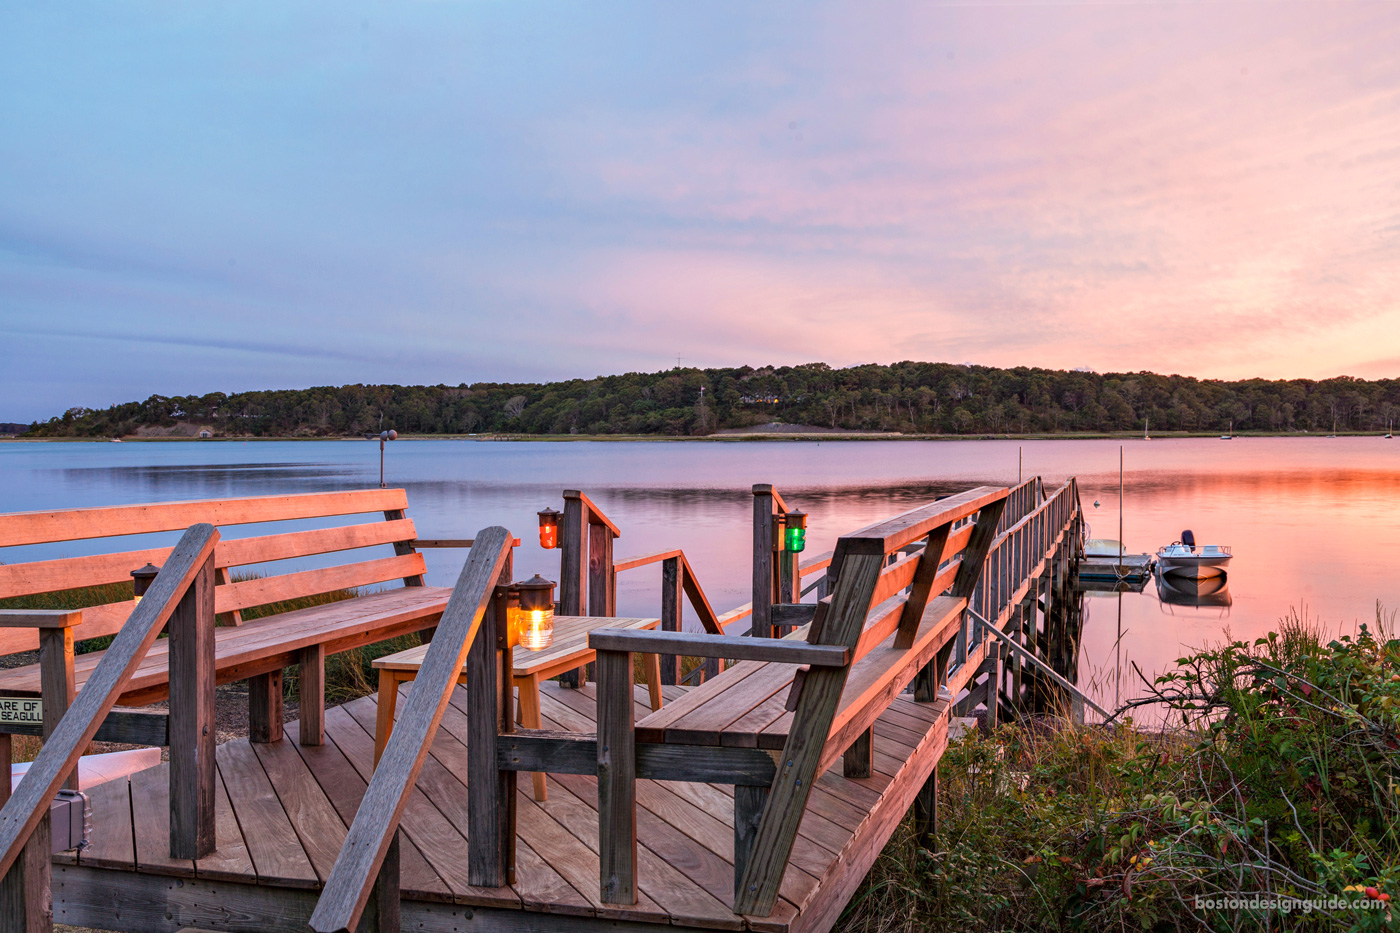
[1156, 572, 1233, 609]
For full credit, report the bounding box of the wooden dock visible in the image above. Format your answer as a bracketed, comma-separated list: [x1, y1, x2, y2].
[52, 680, 948, 933]
[0, 477, 1086, 933]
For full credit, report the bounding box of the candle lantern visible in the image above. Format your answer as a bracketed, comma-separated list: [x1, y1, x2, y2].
[537, 507, 561, 549]
[512, 574, 556, 651]
[131, 563, 161, 603]
[783, 511, 808, 553]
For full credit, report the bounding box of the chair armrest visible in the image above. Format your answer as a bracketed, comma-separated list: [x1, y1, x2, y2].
[0, 610, 83, 629]
[588, 629, 848, 667]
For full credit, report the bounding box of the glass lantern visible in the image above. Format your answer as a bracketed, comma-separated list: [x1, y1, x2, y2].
[537, 507, 561, 550]
[131, 562, 161, 604]
[783, 511, 808, 553]
[513, 574, 556, 651]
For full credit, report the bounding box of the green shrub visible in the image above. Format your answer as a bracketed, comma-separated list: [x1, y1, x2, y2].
[840, 609, 1400, 933]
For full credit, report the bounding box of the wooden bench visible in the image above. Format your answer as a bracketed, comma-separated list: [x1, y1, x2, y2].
[0, 488, 478, 755]
[584, 485, 1009, 917]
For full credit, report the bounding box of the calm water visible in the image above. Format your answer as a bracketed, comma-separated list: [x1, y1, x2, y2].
[3, 437, 1398, 711]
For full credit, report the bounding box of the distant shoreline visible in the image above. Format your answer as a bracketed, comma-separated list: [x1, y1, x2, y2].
[1, 430, 1390, 444]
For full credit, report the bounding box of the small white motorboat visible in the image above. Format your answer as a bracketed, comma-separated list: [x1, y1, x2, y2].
[1157, 530, 1231, 580]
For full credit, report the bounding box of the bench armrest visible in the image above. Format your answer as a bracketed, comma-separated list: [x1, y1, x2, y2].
[412, 537, 522, 548]
[0, 610, 83, 629]
[588, 629, 848, 667]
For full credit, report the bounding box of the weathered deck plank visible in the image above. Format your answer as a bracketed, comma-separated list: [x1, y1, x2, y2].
[287, 718, 452, 902]
[59, 681, 955, 933]
[322, 703, 520, 909]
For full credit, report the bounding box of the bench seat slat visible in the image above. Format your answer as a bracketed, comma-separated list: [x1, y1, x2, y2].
[0, 489, 410, 548]
[633, 660, 770, 745]
[0, 519, 418, 602]
[0, 587, 452, 703]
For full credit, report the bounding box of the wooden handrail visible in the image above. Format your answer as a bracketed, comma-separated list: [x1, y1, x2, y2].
[676, 552, 722, 635]
[612, 549, 682, 574]
[309, 526, 513, 933]
[412, 537, 521, 549]
[589, 629, 849, 667]
[0, 522, 219, 879]
[839, 486, 1006, 556]
[564, 489, 622, 537]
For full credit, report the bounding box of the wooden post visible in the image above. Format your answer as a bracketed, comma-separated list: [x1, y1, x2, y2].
[733, 547, 884, 916]
[0, 809, 50, 932]
[842, 728, 873, 779]
[733, 784, 768, 898]
[467, 556, 515, 888]
[597, 648, 636, 905]
[588, 522, 616, 617]
[169, 550, 217, 860]
[913, 768, 938, 851]
[0, 735, 9, 809]
[985, 652, 1003, 729]
[38, 627, 77, 790]
[384, 508, 426, 588]
[775, 523, 799, 636]
[751, 485, 774, 638]
[366, 830, 402, 933]
[298, 643, 326, 746]
[559, 493, 587, 687]
[660, 556, 682, 685]
[248, 670, 283, 744]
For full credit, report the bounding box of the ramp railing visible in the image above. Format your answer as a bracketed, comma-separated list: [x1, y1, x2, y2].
[0, 522, 220, 928]
[309, 526, 514, 933]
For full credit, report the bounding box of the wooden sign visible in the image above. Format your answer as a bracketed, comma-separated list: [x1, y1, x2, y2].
[0, 698, 41, 725]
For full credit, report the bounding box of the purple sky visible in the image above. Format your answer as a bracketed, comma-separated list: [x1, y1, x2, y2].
[2, 2, 1398, 421]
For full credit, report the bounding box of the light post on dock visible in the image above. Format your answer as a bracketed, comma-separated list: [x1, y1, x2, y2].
[378, 429, 397, 487]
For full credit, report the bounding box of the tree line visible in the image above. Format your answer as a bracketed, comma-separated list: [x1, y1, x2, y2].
[22, 361, 1400, 438]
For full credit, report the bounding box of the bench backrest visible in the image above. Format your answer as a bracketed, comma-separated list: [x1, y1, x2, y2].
[729, 484, 1009, 915]
[0, 488, 424, 656]
[796, 485, 1007, 755]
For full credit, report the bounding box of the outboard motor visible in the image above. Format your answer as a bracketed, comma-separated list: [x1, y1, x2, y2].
[1181, 529, 1196, 548]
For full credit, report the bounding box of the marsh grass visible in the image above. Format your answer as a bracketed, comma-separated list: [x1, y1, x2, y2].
[839, 605, 1400, 933]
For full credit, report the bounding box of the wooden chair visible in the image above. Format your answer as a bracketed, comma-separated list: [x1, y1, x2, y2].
[586, 485, 1009, 916]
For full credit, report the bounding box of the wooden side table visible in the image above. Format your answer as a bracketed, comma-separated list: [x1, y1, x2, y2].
[372, 615, 663, 801]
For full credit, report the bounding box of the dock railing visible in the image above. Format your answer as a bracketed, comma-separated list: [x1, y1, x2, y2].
[587, 484, 1011, 916]
[611, 548, 726, 683]
[310, 526, 514, 933]
[557, 489, 732, 686]
[945, 478, 1082, 708]
[0, 522, 220, 929]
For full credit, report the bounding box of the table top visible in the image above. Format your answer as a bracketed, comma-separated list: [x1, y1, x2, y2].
[372, 615, 661, 677]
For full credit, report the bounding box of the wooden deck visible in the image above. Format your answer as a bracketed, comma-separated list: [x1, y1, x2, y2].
[52, 681, 949, 933]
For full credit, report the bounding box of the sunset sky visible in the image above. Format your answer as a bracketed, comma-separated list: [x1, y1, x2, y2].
[2, 2, 1398, 421]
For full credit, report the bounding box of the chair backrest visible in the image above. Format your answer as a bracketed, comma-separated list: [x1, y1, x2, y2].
[0, 489, 424, 656]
